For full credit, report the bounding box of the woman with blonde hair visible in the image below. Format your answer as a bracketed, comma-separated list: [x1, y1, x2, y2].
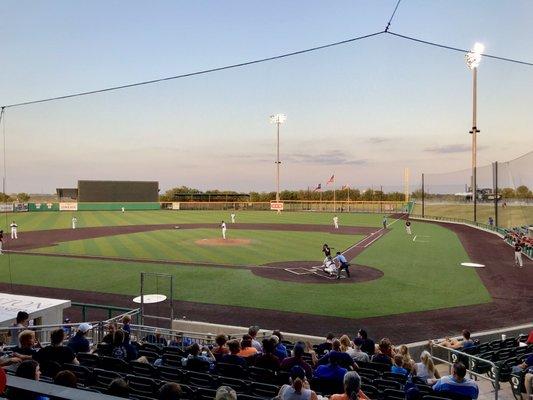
[398, 345, 414, 370]
[278, 366, 318, 400]
[413, 350, 440, 383]
[340, 335, 354, 353]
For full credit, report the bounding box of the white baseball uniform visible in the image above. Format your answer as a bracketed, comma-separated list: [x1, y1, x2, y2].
[333, 216, 339, 229]
[121, 207, 125, 213]
[10, 222, 18, 239]
[72, 217, 77, 229]
[405, 221, 412, 235]
[221, 222, 227, 239]
[231, 213, 236, 223]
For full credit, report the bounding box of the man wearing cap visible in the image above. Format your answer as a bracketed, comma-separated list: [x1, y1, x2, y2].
[67, 323, 92, 354]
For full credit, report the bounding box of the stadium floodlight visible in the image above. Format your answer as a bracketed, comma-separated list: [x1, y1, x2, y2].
[466, 42, 484, 222]
[270, 114, 287, 202]
[465, 42, 484, 70]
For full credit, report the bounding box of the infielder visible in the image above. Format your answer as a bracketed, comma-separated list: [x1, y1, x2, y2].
[514, 241, 523, 268]
[405, 220, 412, 235]
[333, 215, 339, 229]
[382, 216, 387, 230]
[221, 221, 227, 240]
[230, 213, 236, 223]
[72, 217, 78, 229]
[10, 221, 18, 239]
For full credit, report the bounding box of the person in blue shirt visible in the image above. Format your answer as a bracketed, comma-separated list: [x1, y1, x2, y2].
[67, 323, 92, 354]
[391, 354, 409, 376]
[334, 252, 350, 279]
[314, 352, 348, 385]
[433, 362, 479, 399]
[272, 331, 289, 361]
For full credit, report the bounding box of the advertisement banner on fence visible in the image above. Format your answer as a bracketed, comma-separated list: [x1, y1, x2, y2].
[0, 204, 13, 212]
[270, 202, 284, 211]
[59, 202, 78, 211]
[172, 202, 180, 210]
[14, 203, 28, 212]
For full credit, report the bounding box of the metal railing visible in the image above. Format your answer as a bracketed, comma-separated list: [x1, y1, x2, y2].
[430, 343, 501, 400]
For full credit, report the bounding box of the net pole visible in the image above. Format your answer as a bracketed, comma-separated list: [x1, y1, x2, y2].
[494, 161, 498, 228]
[422, 173, 425, 217]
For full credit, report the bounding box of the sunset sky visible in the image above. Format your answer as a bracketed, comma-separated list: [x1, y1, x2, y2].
[1, 0, 532, 193]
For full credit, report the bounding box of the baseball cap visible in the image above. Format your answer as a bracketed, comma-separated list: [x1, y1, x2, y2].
[78, 323, 93, 333]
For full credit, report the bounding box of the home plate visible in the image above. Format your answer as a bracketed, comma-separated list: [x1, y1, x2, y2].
[460, 262, 485, 268]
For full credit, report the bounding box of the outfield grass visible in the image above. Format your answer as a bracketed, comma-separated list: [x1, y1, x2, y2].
[31, 229, 364, 265]
[0, 210, 383, 232]
[412, 203, 532, 228]
[0, 215, 491, 319]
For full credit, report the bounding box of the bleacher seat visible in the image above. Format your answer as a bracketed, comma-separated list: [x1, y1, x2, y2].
[186, 371, 217, 388]
[382, 371, 408, 384]
[158, 365, 186, 383]
[100, 355, 131, 373]
[77, 352, 100, 368]
[63, 363, 92, 386]
[361, 383, 379, 399]
[383, 388, 406, 400]
[131, 360, 159, 378]
[216, 362, 248, 379]
[249, 381, 280, 398]
[310, 377, 344, 395]
[91, 368, 122, 392]
[127, 375, 160, 399]
[248, 366, 276, 384]
[373, 378, 402, 392]
[196, 387, 218, 400]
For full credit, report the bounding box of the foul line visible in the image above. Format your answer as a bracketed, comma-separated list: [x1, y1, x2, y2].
[363, 234, 383, 248]
[413, 235, 417, 242]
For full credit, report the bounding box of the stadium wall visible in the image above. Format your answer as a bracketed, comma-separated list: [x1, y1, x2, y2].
[77, 202, 160, 211]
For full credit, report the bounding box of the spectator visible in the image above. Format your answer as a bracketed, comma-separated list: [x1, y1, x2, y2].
[122, 331, 139, 361]
[318, 339, 356, 370]
[248, 325, 263, 352]
[102, 322, 118, 344]
[397, 345, 414, 370]
[272, 331, 289, 361]
[110, 330, 129, 361]
[108, 378, 130, 398]
[524, 373, 533, 400]
[54, 370, 78, 388]
[278, 366, 318, 400]
[7, 360, 48, 400]
[61, 318, 72, 337]
[212, 334, 230, 361]
[511, 354, 533, 374]
[357, 330, 375, 356]
[280, 342, 313, 378]
[330, 371, 369, 400]
[216, 385, 238, 400]
[220, 340, 246, 366]
[67, 323, 92, 354]
[371, 338, 393, 365]
[181, 343, 215, 368]
[436, 330, 475, 350]
[346, 338, 370, 363]
[313, 352, 348, 385]
[432, 362, 479, 399]
[316, 332, 335, 355]
[159, 382, 182, 400]
[34, 328, 78, 366]
[12, 330, 40, 361]
[237, 334, 258, 358]
[121, 315, 132, 334]
[255, 338, 281, 371]
[144, 329, 168, 346]
[391, 354, 409, 376]
[413, 350, 440, 383]
[526, 329, 533, 345]
[339, 335, 354, 353]
[9, 311, 29, 346]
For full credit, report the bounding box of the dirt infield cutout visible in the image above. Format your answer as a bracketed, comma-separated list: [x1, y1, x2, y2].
[195, 238, 252, 246]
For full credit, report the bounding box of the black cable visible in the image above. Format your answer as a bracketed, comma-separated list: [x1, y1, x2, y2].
[387, 31, 533, 67]
[385, 0, 403, 32]
[2, 31, 385, 109]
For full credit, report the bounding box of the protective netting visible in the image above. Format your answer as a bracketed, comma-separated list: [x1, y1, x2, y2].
[412, 151, 533, 228]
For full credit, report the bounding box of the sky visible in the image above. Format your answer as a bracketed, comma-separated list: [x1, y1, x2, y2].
[1, 0, 532, 194]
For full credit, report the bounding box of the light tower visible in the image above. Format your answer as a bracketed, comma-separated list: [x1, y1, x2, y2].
[465, 42, 484, 222]
[270, 114, 286, 202]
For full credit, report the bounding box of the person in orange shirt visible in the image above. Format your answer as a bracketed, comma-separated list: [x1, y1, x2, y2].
[330, 371, 369, 400]
[237, 334, 258, 358]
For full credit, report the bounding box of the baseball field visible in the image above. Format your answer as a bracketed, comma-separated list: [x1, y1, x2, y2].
[0, 209, 530, 341]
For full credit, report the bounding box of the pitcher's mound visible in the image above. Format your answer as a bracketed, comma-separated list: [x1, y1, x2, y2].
[195, 238, 252, 246]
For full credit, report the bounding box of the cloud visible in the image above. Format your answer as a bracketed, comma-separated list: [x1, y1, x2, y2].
[425, 144, 487, 154]
[366, 137, 392, 144]
[287, 150, 367, 166]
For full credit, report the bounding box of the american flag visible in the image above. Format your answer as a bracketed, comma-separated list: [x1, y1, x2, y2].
[313, 183, 322, 192]
[326, 175, 335, 185]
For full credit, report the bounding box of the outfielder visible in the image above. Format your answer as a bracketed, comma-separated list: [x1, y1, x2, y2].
[72, 217, 78, 229]
[405, 220, 412, 235]
[230, 213, 236, 223]
[10, 221, 18, 239]
[221, 221, 227, 240]
[514, 241, 523, 268]
[333, 215, 339, 229]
